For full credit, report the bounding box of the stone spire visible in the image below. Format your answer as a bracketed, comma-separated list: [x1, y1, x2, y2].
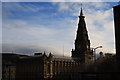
[71, 8, 92, 63]
[75, 8, 90, 51]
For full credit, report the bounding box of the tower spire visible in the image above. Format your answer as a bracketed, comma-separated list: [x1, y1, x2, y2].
[71, 8, 93, 63]
[80, 7, 83, 16]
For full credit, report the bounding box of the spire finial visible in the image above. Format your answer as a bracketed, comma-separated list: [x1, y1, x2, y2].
[80, 7, 83, 16]
[80, 3, 84, 17]
[49, 52, 52, 57]
[44, 51, 46, 54]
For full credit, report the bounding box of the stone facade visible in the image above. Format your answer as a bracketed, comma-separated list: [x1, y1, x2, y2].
[15, 53, 82, 80]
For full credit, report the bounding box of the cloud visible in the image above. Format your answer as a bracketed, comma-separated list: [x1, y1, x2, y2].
[57, 3, 69, 11]
[2, 18, 74, 56]
[85, 7, 115, 53]
[2, 2, 54, 19]
[2, 2, 117, 57]
[2, 43, 66, 56]
[55, 2, 116, 53]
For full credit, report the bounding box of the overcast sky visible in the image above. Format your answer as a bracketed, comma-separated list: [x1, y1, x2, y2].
[2, 2, 118, 56]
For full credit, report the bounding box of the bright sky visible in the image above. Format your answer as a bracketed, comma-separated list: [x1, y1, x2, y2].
[2, 2, 118, 56]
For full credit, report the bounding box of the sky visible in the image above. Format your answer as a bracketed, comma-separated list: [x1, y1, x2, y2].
[2, 2, 118, 56]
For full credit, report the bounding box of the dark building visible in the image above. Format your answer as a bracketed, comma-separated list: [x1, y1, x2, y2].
[2, 53, 28, 80]
[71, 8, 93, 63]
[16, 52, 82, 80]
[113, 5, 120, 71]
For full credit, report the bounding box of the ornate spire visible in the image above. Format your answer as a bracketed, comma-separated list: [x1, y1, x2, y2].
[44, 51, 45, 54]
[43, 51, 46, 56]
[72, 8, 91, 60]
[80, 8, 83, 16]
[49, 52, 52, 56]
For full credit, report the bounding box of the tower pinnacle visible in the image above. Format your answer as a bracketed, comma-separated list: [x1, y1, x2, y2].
[80, 8, 84, 16]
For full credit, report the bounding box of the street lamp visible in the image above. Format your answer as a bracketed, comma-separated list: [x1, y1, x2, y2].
[92, 46, 102, 60]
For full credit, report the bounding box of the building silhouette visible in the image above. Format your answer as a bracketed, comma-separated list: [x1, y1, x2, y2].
[71, 8, 93, 63]
[113, 4, 120, 71]
[2, 7, 120, 80]
[2, 53, 28, 80]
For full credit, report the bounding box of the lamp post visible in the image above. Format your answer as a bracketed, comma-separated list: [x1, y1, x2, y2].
[92, 46, 102, 60]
